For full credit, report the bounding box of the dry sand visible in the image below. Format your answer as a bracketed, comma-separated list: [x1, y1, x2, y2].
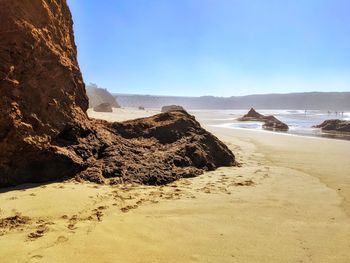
[0, 108, 349, 262]
[87, 107, 160, 122]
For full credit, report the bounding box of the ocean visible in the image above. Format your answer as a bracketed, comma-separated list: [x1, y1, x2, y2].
[191, 109, 350, 141]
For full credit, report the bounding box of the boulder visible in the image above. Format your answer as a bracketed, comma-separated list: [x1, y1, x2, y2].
[313, 119, 350, 133]
[93, 103, 113, 112]
[238, 108, 265, 120]
[238, 108, 289, 131]
[0, 0, 236, 187]
[161, 105, 185, 113]
[262, 116, 289, 131]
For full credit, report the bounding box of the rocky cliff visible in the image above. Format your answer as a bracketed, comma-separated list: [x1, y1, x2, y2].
[86, 84, 120, 108]
[0, 0, 235, 187]
[0, 0, 90, 185]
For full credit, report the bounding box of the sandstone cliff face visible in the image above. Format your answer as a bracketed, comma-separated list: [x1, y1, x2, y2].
[86, 84, 120, 108]
[0, 0, 89, 185]
[0, 0, 235, 187]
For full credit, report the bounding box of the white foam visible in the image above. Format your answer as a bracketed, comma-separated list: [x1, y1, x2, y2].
[210, 123, 349, 142]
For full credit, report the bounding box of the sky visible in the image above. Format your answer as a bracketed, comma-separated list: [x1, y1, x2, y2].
[67, 0, 350, 97]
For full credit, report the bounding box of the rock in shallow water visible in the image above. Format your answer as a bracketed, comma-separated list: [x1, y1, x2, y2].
[313, 119, 350, 133]
[238, 108, 289, 131]
[0, 0, 236, 187]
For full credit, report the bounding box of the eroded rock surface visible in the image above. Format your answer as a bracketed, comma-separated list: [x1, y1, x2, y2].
[238, 108, 289, 131]
[76, 111, 236, 185]
[313, 119, 350, 133]
[0, 0, 235, 187]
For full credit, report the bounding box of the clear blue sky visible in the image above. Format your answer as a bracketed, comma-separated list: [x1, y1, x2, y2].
[67, 0, 350, 96]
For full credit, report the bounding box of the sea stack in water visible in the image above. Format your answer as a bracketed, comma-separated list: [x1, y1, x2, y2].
[0, 0, 235, 187]
[238, 108, 289, 131]
[161, 105, 185, 113]
[313, 120, 350, 133]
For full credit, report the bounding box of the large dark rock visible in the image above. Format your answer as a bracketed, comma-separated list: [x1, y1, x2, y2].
[0, 0, 236, 187]
[239, 108, 265, 119]
[262, 115, 289, 131]
[86, 110, 236, 185]
[161, 105, 185, 113]
[313, 119, 350, 133]
[238, 108, 289, 131]
[0, 0, 89, 186]
[93, 103, 113, 113]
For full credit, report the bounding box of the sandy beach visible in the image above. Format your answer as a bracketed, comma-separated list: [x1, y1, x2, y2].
[1, 108, 350, 263]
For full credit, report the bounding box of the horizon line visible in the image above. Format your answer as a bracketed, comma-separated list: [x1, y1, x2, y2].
[110, 90, 350, 98]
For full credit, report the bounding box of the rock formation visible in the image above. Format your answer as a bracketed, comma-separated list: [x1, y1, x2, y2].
[84, 111, 236, 185]
[138, 106, 145, 110]
[161, 105, 185, 113]
[0, 0, 90, 186]
[313, 120, 350, 133]
[93, 103, 113, 113]
[238, 108, 289, 131]
[0, 0, 235, 187]
[86, 83, 120, 108]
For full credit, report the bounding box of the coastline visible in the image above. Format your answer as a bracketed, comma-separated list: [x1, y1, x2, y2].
[0, 108, 349, 262]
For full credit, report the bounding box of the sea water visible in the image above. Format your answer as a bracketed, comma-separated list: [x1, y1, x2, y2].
[197, 109, 350, 141]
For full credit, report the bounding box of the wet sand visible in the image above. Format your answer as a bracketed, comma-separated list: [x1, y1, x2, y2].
[0, 108, 349, 262]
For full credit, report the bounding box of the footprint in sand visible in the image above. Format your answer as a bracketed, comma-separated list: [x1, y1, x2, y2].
[120, 205, 138, 213]
[29, 254, 43, 262]
[136, 199, 145, 205]
[27, 224, 49, 240]
[67, 215, 78, 230]
[91, 206, 107, 221]
[56, 235, 69, 243]
[200, 187, 211, 194]
[233, 179, 255, 186]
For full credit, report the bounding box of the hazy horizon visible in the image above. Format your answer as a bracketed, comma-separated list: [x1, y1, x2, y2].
[110, 90, 350, 98]
[69, 0, 350, 97]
